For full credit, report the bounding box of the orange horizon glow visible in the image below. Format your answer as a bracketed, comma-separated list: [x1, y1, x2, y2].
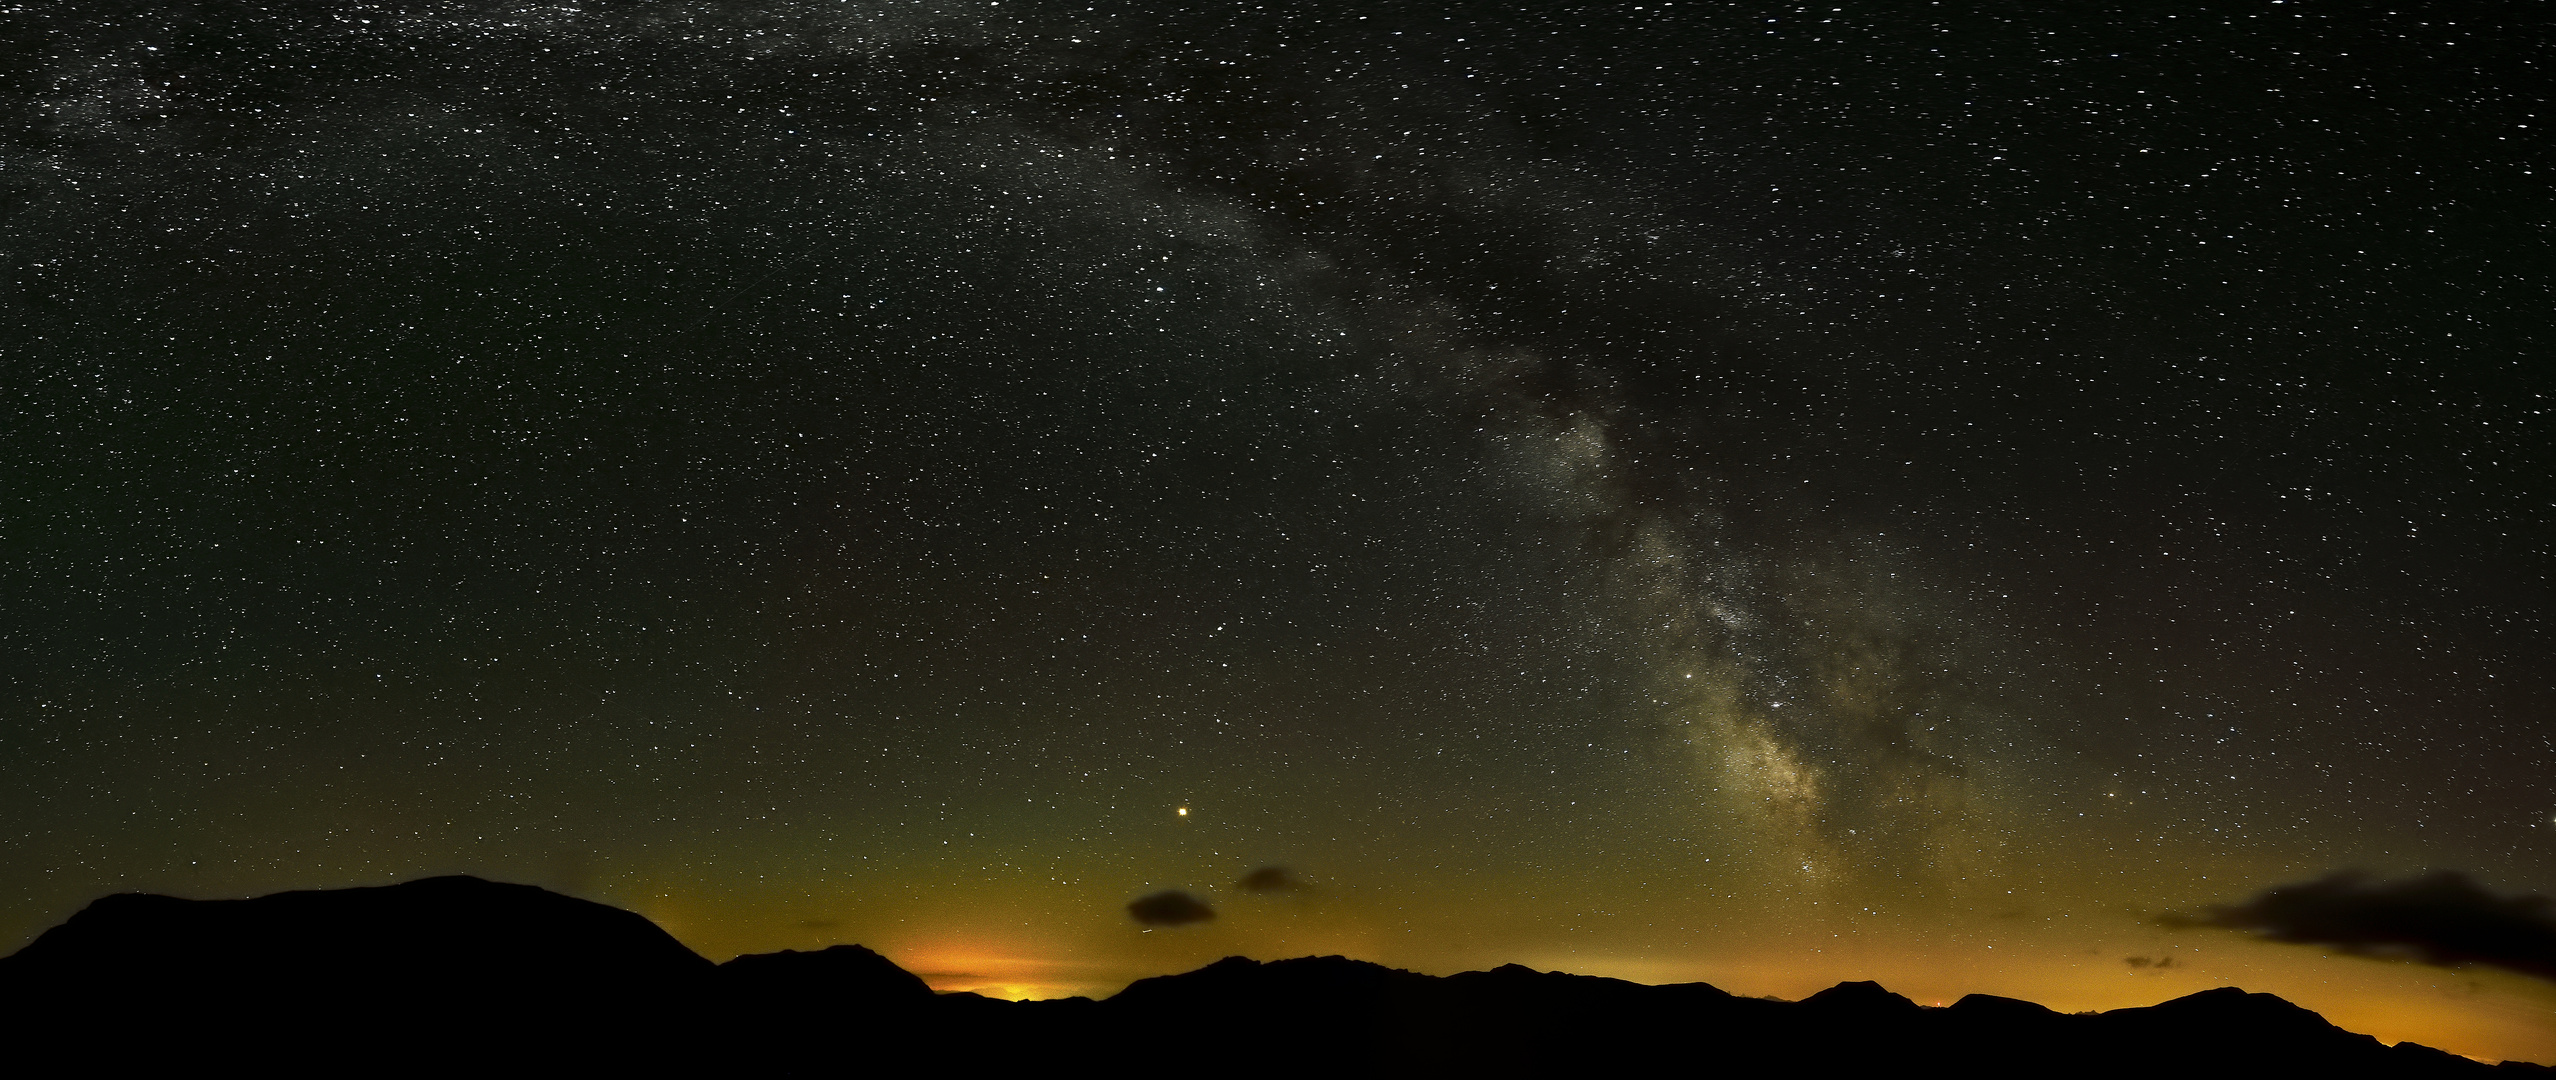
[617, 875, 2556, 1066]
[856, 940, 2554, 1064]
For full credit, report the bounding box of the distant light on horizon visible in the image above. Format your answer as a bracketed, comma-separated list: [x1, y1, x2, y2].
[2, 0, 2545, 1067]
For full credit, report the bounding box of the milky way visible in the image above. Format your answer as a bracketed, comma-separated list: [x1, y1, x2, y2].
[5, 0, 2551, 1061]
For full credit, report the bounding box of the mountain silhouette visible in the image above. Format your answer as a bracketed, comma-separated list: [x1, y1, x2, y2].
[1, 877, 2547, 1077]
[0, 876, 714, 1072]
[717, 942, 935, 1008]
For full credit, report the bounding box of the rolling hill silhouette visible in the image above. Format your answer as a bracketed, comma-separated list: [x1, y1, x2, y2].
[0, 876, 2544, 1076]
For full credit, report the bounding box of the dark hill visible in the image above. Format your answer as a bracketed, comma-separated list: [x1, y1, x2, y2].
[0, 876, 715, 1071]
[2, 877, 2548, 1078]
[3, 875, 711, 990]
[716, 942, 935, 1008]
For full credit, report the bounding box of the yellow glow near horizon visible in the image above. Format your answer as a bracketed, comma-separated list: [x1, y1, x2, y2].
[619, 862, 2556, 1066]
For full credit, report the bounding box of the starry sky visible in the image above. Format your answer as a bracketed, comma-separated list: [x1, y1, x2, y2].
[6, 0, 2552, 1061]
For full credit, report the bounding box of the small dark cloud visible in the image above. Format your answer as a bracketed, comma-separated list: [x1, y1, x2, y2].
[1128, 889, 1216, 927]
[2123, 955, 2177, 971]
[1237, 866, 1307, 893]
[2166, 870, 2556, 981]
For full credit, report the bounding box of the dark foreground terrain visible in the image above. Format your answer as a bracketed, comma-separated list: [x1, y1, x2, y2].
[0, 876, 2543, 1077]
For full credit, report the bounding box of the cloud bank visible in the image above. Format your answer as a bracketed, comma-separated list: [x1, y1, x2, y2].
[1128, 890, 1216, 927]
[2170, 871, 2556, 981]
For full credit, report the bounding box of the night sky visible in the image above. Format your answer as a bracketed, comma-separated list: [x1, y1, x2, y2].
[6, 0, 2553, 1061]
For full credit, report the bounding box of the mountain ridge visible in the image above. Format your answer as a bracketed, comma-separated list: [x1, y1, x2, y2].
[1, 876, 2544, 1077]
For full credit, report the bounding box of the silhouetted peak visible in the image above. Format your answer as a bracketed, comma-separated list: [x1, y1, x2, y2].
[1265, 954, 1398, 977]
[0, 875, 725, 1072]
[1802, 979, 1921, 1013]
[720, 941, 895, 971]
[1948, 993, 2060, 1020]
[2147, 985, 2331, 1026]
[720, 943, 934, 1003]
[391, 873, 510, 892]
[1108, 955, 1259, 1006]
[1107, 954, 1413, 1013]
[1449, 963, 1653, 997]
[1654, 979, 1737, 1000]
[6, 875, 710, 989]
[1250, 955, 1410, 994]
[2100, 985, 2382, 1060]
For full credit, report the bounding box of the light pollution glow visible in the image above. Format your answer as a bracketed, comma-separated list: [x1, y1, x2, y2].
[5, 0, 2546, 1068]
[604, 838, 2556, 1063]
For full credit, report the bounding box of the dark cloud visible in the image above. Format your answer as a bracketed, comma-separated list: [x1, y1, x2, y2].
[2167, 871, 2556, 981]
[2123, 956, 2177, 971]
[1237, 866, 1307, 894]
[1127, 890, 1216, 927]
